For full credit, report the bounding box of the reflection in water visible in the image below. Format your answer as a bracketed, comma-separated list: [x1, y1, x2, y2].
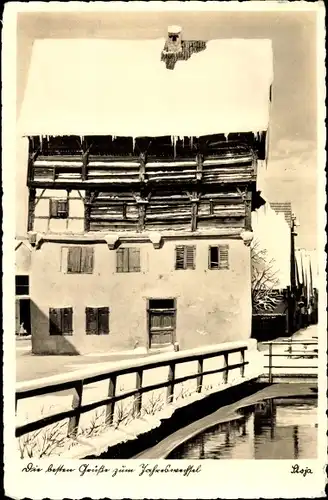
[168, 398, 317, 460]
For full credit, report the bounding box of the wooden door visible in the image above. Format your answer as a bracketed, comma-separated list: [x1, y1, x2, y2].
[148, 299, 176, 348]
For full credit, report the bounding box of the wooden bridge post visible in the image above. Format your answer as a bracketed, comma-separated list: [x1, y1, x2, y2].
[67, 380, 83, 437]
[167, 363, 176, 403]
[223, 353, 229, 384]
[240, 349, 245, 377]
[133, 369, 143, 416]
[105, 375, 117, 425]
[268, 343, 273, 384]
[196, 358, 204, 393]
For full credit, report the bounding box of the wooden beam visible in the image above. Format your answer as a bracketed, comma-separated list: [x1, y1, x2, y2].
[245, 191, 252, 231]
[27, 148, 40, 184]
[139, 153, 146, 183]
[27, 188, 36, 232]
[196, 153, 203, 181]
[84, 191, 91, 232]
[138, 203, 147, 231]
[82, 143, 92, 181]
[187, 190, 199, 232]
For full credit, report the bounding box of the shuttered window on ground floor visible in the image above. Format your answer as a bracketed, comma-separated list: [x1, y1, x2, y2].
[86, 307, 110, 335]
[208, 245, 229, 270]
[49, 307, 73, 335]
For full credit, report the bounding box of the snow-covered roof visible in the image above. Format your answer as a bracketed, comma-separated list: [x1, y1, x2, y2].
[18, 38, 273, 137]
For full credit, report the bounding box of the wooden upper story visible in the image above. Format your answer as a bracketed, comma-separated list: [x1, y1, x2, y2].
[27, 132, 266, 189]
[26, 133, 266, 234]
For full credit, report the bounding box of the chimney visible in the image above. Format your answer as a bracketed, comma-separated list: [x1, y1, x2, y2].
[166, 25, 183, 54]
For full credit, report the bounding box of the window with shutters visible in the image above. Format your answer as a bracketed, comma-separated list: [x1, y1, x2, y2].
[116, 247, 140, 273]
[15, 275, 29, 295]
[49, 307, 73, 335]
[208, 245, 229, 270]
[65, 246, 94, 274]
[49, 199, 68, 219]
[175, 245, 196, 270]
[86, 307, 109, 335]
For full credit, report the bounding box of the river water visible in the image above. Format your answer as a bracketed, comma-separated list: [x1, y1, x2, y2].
[168, 397, 317, 459]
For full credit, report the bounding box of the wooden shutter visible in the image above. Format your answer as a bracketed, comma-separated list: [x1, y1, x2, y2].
[185, 245, 195, 269]
[218, 245, 229, 269]
[128, 248, 140, 272]
[67, 247, 82, 273]
[86, 307, 98, 335]
[98, 307, 109, 334]
[122, 248, 129, 272]
[49, 308, 62, 335]
[62, 308, 73, 334]
[81, 247, 94, 273]
[116, 248, 124, 272]
[175, 246, 185, 270]
[49, 199, 59, 218]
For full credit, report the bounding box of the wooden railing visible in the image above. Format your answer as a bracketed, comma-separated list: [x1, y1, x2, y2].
[261, 339, 318, 383]
[15, 341, 252, 439]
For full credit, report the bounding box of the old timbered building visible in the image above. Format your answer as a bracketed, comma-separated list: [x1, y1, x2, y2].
[17, 29, 273, 354]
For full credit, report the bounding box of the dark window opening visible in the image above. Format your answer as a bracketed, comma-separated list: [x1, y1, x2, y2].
[49, 307, 73, 335]
[86, 307, 109, 335]
[116, 248, 140, 273]
[15, 275, 29, 296]
[50, 199, 69, 219]
[209, 245, 229, 270]
[149, 299, 175, 310]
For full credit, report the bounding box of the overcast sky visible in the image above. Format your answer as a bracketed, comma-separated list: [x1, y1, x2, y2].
[16, 9, 319, 249]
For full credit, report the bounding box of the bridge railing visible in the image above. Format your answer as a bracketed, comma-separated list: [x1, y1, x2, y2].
[16, 340, 256, 440]
[261, 339, 318, 383]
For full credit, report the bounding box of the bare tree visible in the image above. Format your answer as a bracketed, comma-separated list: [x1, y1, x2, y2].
[251, 239, 280, 313]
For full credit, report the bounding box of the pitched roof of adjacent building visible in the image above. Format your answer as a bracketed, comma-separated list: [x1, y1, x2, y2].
[270, 202, 293, 227]
[18, 38, 273, 137]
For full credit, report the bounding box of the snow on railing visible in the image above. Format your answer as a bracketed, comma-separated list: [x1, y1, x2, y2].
[16, 340, 260, 440]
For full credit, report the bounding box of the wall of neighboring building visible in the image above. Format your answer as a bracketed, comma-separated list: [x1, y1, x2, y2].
[30, 237, 252, 355]
[252, 203, 291, 289]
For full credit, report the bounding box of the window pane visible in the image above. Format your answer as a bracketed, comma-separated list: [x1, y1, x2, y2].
[16, 276, 29, 286]
[16, 276, 29, 295]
